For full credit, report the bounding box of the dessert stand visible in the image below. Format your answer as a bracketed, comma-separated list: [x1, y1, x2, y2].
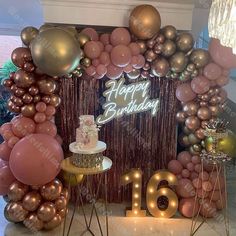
[61, 141, 112, 236]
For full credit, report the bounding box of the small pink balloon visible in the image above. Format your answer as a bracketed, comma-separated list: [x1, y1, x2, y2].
[209, 172, 225, 190]
[99, 52, 110, 66]
[84, 41, 102, 59]
[176, 178, 196, 198]
[100, 33, 110, 45]
[215, 196, 226, 210]
[216, 76, 229, 87]
[45, 105, 56, 117]
[187, 162, 194, 172]
[209, 80, 217, 87]
[190, 172, 199, 180]
[222, 69, 230, 76]
[202, 181, 213, 192]
[177, 175, 182, 180]
[111, 45, 132, 67]
[129, 42, 141, 56]
[36, 102, 47, 113]
[7, 136, 20, 148]
[123, 64, 133, 73]
[194, 164, 202, 173]
[191, 76, 210, 94]
[2, 129, 14, 141]
[210, 190, 221, 201]
[176, 83, 196, 102]
[81, 27, 99, 41]
[182, 169, 190, 178]
[203, 63, 222, 80]
[96, 64, 107, 77]
[35, 121, 57, 137]
[97, 41, 104, 52]
[133, 55, 145, 69]
[105, 44, 113, 53]
[93, 73, 104, 79]
[197, 188, 209, 198]
[110, 28, 131, 46]
[199, 171, 209, 181]
[200, 199, 217, 218]
[192, 178, 202, 189]
[55, 134, 63, 145]
[0, 164, 16, 195]
[85, 65, 96, 76]
[92, 59, 100, 67]
[179, 198, 200, 218]
[0, 122, 12, 135]
[0, 142, 12, 161]
[106, 64, 123, 80]
[131, 56, 138, 67]
[34, 112, 47, 123]
[177, 151, 191, 167]
[168, 160, 183, 175]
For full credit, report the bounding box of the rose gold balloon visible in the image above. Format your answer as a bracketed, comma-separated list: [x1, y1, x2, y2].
[145, 49, 157, 62]
[28, 85, 39, 96]
[23, 213, 44, 231]
[176, 111, 186, 123]
[11, 47, 32, 68]
[137, 41, 147, 54]
[42, 95, 51, 104]
[14, 87, 25, 97]
[151, 58, 170, 77]
[195, 128, 205, 140]
[38, 79, 57, 95]
[61, 188, 69, 200]
[58, 208, 68, 218]
[21, 104, 36, 117]
[37, 202, 56, 222]
[3, 79, 13, 88]
[22, 93, 33, 104]
[14, 70, 35, 88]
[178, 133, 190, 147]
[49, 95, 61, 107]
[40, 179, 63, 201]
[200, 101, 208, 107]
[201, 120, 209, 129]
[24, 62, 35, 72]
[22, 191, 42, 211]
[8, 181, 29, 201]
[43, 214, 62, 230]
[33, 95, 41, 103]
[55, 196, 67, 211]
[197, 107, 212, 120]
[13, 97, 23, 107]
[10, 84, 17, 93]
[4, 202, 28, 222]
[209, 105, 221, 116]
[185, 116, 200, 131]
[183, 102, 199, 116]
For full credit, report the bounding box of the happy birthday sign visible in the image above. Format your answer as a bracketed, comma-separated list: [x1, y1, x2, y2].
[96, 78, 159, 124]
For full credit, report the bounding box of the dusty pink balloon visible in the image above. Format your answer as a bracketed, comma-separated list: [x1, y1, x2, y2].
[110, 28, 131, 46]
[97, 41, 104, 52]
[190, 172, 198, 180]
[0, 142, 12, 161]
[216, 76, 229, 87]
[133, 55, 145, 69]
[85, 66, 96, 76]
[177, 151, 191, 167]
[200, 199, 217, 218]
[176, 178, 196, 198]
[123, 64, 133, 73]
[34, 112, 46, 123]
[111, 45, 132, 67]
[168, 160, 183, 175]
[96, 64, 107, 77]
[199, 171, 209, 181]
[9, 134, 63, 186]
[192, 178, 202, 189]
[7, 136, 20, 148]
[2, 129, 14, 141]
[131, 56, 138, 67]
[202, 181, 213, 192]
[92, 59, 100, 67]
[209, 80, 217, 87]
[209, 172, 225, 190]
[187, 162, 194, 172]
[45, 105, 56, 117]
[84, 41, 102, 59]
[176, 83, 196, 102]
[99, 52, 110, 66]
[194, 164, 202, 173]
[36, 102, 47, 113]
[105, 44, 113, 53]
[197, 189, 209, 198]
[0, 122, 12, 136]
[100, 33, 110, 45]
[179, 198, 200, 218]
[81, 27, 99, 41]
[129, 42, 141, 56]
[106, 64, 123, 80]
[0, 164, 16, 195]
[35, 120, 57, 137]
[182, 169, 190, 178]
[55, 134, 63, 145]
[203, 63, 222, 80]
[216, 196, 226, 210]
[191, 76, 210, 94]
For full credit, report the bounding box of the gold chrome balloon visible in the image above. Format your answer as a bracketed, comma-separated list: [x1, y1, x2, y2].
[23, 213, 44, 231]
[77, 33, 91, 48]
[176, 33, 194, 52]
[170, 52, 188, 73]
[21, 26, 39, 46]
[190, 49, 210, 68]
[162, 25, 177, 40]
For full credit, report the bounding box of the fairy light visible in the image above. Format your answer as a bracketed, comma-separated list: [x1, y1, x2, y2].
[135, 184, 139, 188]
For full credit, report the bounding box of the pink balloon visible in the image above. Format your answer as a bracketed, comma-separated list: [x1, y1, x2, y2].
[216, 196, 226, 210]
[197, 188, 209, 198]
[182, 169, 190, 178]
[168, 160, 183, 175]
[7, 136, 20, 148]
[0, 122, 12, 136]
[192, 178, 202, 189]
[111, 45, 132, 67]
[99, 52, 110, 66]
[200, 199, 217, 218]
[106, 64, 123, 80]
[203, 63, 222, 80]
[84, 41, 102, 59]
[176, 83, 196, 102]
[209, 80, 217, 87]
[0, 164, 16, 195]
[179, 198, 200, 218]
[177, 151, 191, 167]
[81, 28, 99, 41]
[209, 38, 236, 69]
[11, 116, 35, 138]
[9, 134, 63, 186]
[34, 112, 47, 123]
[92, 59, 100, 67]
[123, 64, 133, 73]
[191, 76, 210, 94]
[133, 55, 145, 69]
[45, 105, 56, 117]
[176, 178, 196, 198]
[210, 190, 221, 201]
[129, 42, 141, 56]
[105, 44, 113, 53]
[2, 129, 14, 141]
[55, 134, 63, 145]
[0, 142, 12, 161]
[0, 159, 7, 168]
[216, 76, 229, 87]
[93, 73, 104, 79]
[97, 41, 104, 52]
[209, 172, 225, 190]
[85, 65, 96, 76]
[187, 162, 194, 172]
[35, 120, 57, 137]
[131, 56, 138, 67]
[190, 172, 199, 180]
[202, 181, 213, 192]
[194, 164, 202, 173]
[110, 28, 131, 46]
[36, 102, 47, 113]
[222, 69, 230, 76]
[199, 171, 209, 181]
[96, 64, 107, 77]
[100, 33, 110, 45]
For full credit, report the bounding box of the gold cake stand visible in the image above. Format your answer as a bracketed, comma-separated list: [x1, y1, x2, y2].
[61, 156, 112, 236]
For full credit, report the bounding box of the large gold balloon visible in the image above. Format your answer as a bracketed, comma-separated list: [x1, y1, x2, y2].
[8, 181, 29, 202]
[21, 26, 39, 46]
[30, 28, 81, 76]
[4, 202, 28, 222]
[129, 5, 161, 40]
[37, 202, 56, 222]
[40, 179, 63, 201]
[190, 49, 210, 68]
[22, 191, 42, 211]
[170, 52, 188, 73]
[176, 33, 194, 52]
[23, 213, 44, 231]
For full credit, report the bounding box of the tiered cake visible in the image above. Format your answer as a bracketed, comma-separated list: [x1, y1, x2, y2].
[69, 115, 106, 168]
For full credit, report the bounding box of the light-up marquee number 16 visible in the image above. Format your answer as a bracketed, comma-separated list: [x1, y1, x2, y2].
[121, 169, 178, 218]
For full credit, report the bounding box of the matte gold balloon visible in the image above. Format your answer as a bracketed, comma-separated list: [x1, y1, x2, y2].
[137, 41, 147, 54]
[185, 116, 200, 131]
[151, 58, 170, 77]
[170, 52, 188, 73]
[129, 5, 161, 40]
[49, 95, 61, 107]
[176, 111, 186, 123]
[8, 181, 29, 202]
[55, 196, 67, 211]
[77, 33, 90, 48]
[183, 102, 199, 116]
[190, 49, 210, 68]
[22, 191, 42, 212]
[4, 202, 28, 222]
[37, 202, 56, 222]
[81, 57, 91, 68]
[176, 33, 194, 52]
[197, 106, 212, 120]
[21, 103, 36, 117]
[161, 40, 176, 57]
[31, 28, 81, 76]
[14, 70, 35, 88]
[44, 214, 62, 230]
[21, 26, 39, 46]
[162, 25, 177, 40]
[188, 133, 200, 145]
[37, 79, 57, 95]
[40, 179, 63, 201]
[23, 213, 44, 231]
